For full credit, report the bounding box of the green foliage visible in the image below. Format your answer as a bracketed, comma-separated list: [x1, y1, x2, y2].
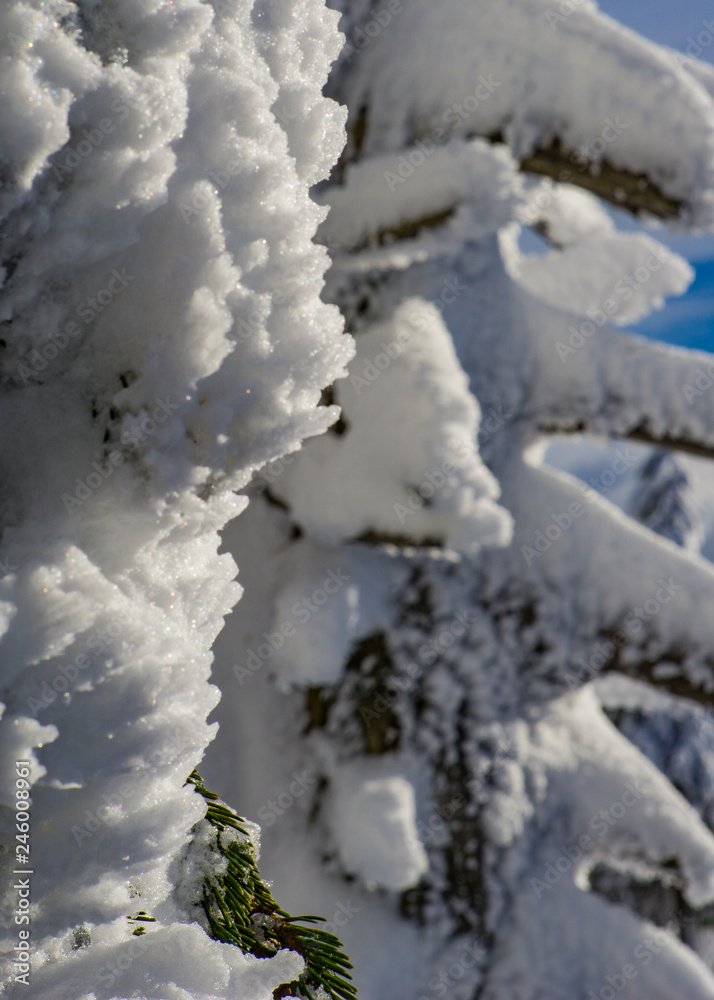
[187, 770, 357, 1000]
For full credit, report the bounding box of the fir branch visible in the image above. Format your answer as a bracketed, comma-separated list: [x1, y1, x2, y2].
[187, 771, 357, 1000]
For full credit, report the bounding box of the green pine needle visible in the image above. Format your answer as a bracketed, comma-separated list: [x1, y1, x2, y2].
[187, 770, 357, 1000]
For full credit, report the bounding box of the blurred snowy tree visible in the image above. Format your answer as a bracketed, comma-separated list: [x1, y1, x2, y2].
[627, 450, 703, 551]
[203, 3, 714, 999]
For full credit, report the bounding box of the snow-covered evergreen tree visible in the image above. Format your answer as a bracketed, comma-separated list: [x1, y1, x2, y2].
[205, 4, 714, 1000]
[4, 2, 714, 1000]
[627, 450, 703, 551]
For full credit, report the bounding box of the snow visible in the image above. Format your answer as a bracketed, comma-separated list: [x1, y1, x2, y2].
[198, 1, 714, 995]
[5, 1, 714, 999]
[24, 921, 305, 1000]
[518, 179, 615, 247]
[274, 296, 512, 555]
[0, 0, 349, 997]
[327, 0, 714, 226]
[317, 137, 523, 252]
[478, 689, 714, 999]
[330, 772, 428, 891]
[503, 229, 694, 327]
[263, 541, 390, 688]
[526, 689, 714, 907]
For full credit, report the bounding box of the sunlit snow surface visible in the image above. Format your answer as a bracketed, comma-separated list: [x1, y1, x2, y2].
[0, 1, 350, 997]
[4, 2, 714, 1000]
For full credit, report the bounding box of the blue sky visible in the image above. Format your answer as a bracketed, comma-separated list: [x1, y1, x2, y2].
[590, 1, 714, 353]
[598, 0, 714, 60]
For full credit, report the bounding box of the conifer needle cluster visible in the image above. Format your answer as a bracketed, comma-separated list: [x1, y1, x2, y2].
[188, 771, 357, 1000]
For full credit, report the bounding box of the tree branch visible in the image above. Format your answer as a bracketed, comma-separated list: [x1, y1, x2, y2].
[537, 419, 714, 463]
[603, 650, 714, 711]
[515, 136, 683, 221]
